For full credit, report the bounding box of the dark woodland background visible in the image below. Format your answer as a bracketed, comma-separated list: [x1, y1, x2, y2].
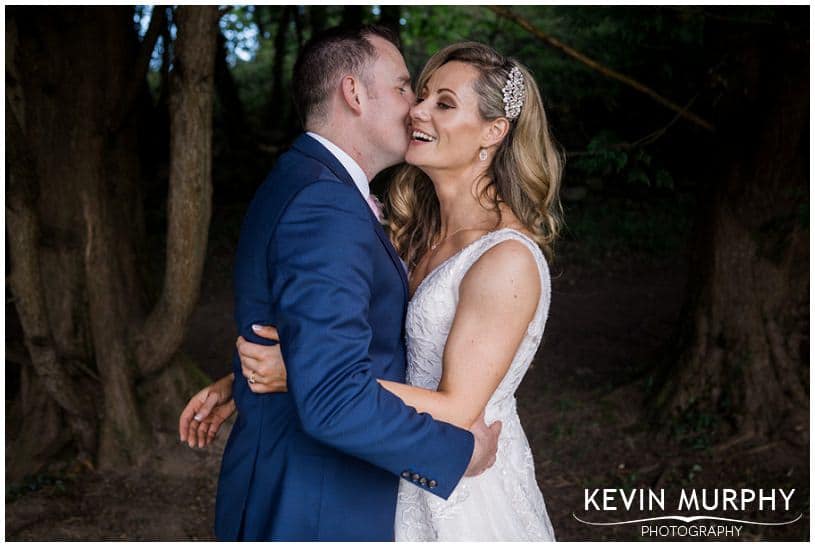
[4, 5, 809, 540]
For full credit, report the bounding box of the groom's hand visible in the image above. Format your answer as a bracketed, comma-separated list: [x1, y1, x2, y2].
[463, 412, 502, 476]
[237, 325, 288, 393]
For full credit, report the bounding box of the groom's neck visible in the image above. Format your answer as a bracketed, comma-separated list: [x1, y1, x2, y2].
[307, 121, 378, 181]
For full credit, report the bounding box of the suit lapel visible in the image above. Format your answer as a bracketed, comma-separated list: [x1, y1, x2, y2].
[292, 134, 409, 301]
[370, 215, 409, 297]
[292, 133, 356, 187]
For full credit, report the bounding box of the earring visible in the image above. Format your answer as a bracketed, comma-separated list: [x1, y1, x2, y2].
[479, 148, 488, 161]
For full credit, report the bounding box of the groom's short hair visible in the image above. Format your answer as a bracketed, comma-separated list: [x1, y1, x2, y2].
[293, 24, 401, 127]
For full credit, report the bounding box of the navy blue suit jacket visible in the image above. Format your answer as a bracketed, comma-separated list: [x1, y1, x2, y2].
[214, 134, 474, 540]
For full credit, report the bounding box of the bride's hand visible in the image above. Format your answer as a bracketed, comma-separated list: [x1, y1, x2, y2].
[237, 325, 288, 393]
[464, 411, 502, 476]
[179, 373, 236, 448]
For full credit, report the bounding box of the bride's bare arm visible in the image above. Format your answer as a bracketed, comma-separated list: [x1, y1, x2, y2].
[231, 242, 539, 430]
[378, 240, 540, 429]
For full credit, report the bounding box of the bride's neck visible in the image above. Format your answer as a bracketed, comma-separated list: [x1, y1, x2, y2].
[431, 171, 500, 236]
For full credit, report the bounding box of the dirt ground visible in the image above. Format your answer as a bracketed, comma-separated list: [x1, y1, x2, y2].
[5, 202, 810, 541]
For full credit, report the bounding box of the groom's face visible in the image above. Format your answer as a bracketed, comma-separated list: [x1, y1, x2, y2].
[361, 36, 415, 167]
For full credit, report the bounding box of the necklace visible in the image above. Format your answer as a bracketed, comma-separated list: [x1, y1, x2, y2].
[430, 226, 490, 251]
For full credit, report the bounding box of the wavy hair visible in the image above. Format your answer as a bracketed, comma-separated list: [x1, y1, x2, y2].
[387, 42, 564, 269]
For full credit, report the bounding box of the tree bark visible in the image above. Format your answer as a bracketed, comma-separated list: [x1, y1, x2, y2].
[654, 14, 808, 439]
[135, 6, 217, 377]
[269, 6, 292, 123]
[6, 109, 98, 464]
[6, 23, 98, 465]
[5, 5, 219, 477]
[80, 131, 151, 466]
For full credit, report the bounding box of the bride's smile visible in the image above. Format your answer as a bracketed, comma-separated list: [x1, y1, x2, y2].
[406, 61, 502, 175]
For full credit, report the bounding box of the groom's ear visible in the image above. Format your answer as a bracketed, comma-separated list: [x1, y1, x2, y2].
[340, 75, 364, 116]
[480, 117, 510, 149]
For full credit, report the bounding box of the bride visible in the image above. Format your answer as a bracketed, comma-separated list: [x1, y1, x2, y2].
[181, 42, 562, 541]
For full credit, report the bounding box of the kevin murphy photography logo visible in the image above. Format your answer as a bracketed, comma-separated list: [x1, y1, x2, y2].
[573, 488, 802, 538]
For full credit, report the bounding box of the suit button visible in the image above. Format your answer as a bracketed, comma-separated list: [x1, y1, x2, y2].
[419, 477, 427, 485]
[411, 473, 420, 482]
[428, 480, 437, 488]
[401, 471, 410, 478]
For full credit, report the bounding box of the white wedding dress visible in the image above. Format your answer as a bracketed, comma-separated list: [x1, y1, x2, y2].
[394, 229, 556, 541]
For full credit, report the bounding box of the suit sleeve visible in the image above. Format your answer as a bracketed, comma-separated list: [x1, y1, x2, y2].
[268, 180, 474, 499]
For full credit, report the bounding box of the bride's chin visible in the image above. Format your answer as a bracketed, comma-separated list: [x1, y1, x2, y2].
[404, 159, 433, 177]
[404, 151, 420, 166]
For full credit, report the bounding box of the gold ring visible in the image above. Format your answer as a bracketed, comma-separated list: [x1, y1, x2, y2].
[249, 372, 256, 384]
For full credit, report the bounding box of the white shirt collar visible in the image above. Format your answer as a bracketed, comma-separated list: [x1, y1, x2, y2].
[306, 131, 370, 199]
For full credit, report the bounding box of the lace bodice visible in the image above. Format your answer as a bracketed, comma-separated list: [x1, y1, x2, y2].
[395, 228, 555, 541]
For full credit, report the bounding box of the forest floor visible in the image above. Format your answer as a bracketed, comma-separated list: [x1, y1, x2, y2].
[5, 196, 809, 541]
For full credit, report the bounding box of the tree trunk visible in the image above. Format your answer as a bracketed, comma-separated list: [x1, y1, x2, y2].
[136, 4, 218, 375]
[5, 5, 219, 478]
[292, 6, 304, 51]
[309, 6, 328, 36]
[215, 30, 256, 154]
[342, 6, 364, 28]
[654, 15, 808, 440]
[379, 5, 401, 39]
[6, 6, 143, 474]
[269, 6, 291, 124]
[6, 53, 98, 470]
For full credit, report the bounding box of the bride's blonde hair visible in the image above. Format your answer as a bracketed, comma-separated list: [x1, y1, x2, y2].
[387, 42, 563, 269]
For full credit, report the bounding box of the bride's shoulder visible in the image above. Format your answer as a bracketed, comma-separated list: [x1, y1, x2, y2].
[459, 233, 542, 305]
[476, 228, 547, 270]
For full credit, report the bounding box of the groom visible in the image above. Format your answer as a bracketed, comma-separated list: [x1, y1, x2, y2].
[213, 25, 499, 541]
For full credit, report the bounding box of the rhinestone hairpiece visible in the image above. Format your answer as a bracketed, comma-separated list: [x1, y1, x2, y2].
[501, 66, 525, 120]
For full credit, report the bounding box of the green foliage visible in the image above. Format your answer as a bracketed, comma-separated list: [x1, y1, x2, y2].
[227, 5, 378, 128]
[210, 6, 710, 159]
[562, 193, 693, 264]
[393, 7, 702, 199]
[220, 6, 262, 64]
[399, 7, 500, 72]
[686, 463, 703, 482]
[154, 5, 727, 271]
[574, 131, 629, 175]
[185, 6, 800, 242]
[572, 132, 675, 191]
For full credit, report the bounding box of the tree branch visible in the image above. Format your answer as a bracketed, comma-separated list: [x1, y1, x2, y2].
[136, 6, 219, 376]
[110, 6, 166, 133]
[663, 6, 776, 27]
[568, 93, 701, 156]
[488, 6, 715, 132]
